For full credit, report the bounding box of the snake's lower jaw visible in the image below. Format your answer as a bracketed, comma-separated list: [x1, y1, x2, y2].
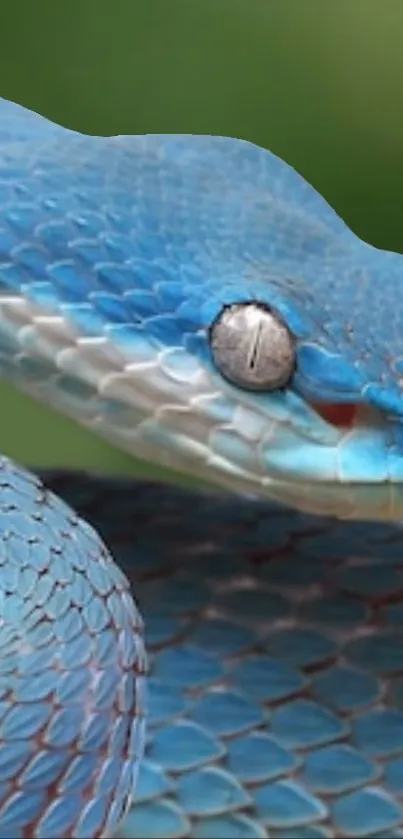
[260, 478, 403, 522]
[254, 402, 403, 521]
[98, 401, 403, 523]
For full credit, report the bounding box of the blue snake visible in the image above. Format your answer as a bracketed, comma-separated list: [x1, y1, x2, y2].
[1, 95, 403, 838]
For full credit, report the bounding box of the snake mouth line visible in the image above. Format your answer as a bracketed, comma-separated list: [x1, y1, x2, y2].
[311, 403, 358, 428]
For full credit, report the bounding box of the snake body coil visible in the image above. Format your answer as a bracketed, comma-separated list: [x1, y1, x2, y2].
[0, 457, 146, 838]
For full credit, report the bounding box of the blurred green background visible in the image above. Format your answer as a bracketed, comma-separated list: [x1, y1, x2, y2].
[0, 0, 402, 478]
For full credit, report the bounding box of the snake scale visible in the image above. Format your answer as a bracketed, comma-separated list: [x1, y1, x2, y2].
[0, 95, 403, 838]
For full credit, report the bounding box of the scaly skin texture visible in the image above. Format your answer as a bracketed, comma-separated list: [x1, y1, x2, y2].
[0, 459, 146, 838]
[54, 472, 403, 839]
[2, 98, 403, 518]
[1, 96, 403, 836]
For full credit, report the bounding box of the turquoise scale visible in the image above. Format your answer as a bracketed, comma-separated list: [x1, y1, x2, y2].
[37, 470, 403, 839]
[0, 461, 146, 839]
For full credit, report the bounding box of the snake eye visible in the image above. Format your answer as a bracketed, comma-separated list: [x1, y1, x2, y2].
[209, 302, 296, 391]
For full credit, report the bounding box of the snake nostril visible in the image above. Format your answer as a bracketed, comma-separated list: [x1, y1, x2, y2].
[311, 403, 358, 428]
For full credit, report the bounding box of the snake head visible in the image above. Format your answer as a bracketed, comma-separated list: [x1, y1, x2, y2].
[1, 99, 403, 521]
[194, 280, 403, 521]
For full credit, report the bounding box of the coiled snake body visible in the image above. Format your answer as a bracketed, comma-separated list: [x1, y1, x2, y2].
[1, 97, 403, 838]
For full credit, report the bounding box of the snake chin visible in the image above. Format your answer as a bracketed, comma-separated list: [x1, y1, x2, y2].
[261, 403, 403, 521]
